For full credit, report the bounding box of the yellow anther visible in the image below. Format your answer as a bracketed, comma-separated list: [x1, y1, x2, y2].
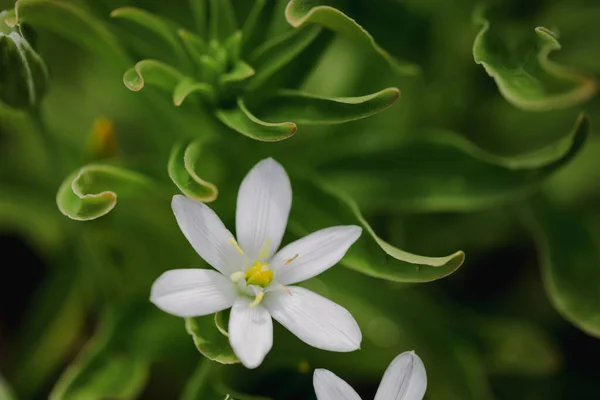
[284, 253, 299, 265]
[228, 238, 244, 255]
[259, 238, 272, 259]
[230, 271, 246, 282]
[249, 291, 264, 308]
[245, 260, 274, 287]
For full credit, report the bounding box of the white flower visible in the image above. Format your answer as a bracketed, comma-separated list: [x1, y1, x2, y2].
[313, 351, 427, 400]
[150, 158, 363, 369]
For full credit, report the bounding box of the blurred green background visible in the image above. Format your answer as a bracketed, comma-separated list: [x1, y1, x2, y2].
[1, 0, 600, 399]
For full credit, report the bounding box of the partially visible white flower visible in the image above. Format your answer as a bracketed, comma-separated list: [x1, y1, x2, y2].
[150, 158, 363, 369]
[313, 351, 427, 400]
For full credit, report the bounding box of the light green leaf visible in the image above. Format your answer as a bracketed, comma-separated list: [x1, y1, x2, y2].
[168, 139, 219, 202]
[223, 31, 242, 63]
[214, 310, 229, 337]
[0, 376, 17, 400]
[189, 0, 207, 36]
[216, 97, 296, 142]
[247, 25, 321, 90]
[290, 176, 465, 282]
[525, 198, 600, 338]
[15, 0, 128, 66]
[209, 0, 237, 41]
[56, 164, 153, 221]
[252, 87, 400, 124]
[285, 0, 419, 76]
[320, 114, 589, 213]
[178, 28, 207, 70]
[185, 314, 240, 364]
[123, 59, 183, 92]
[220, 61, 255, 85]
[173, 77, 216, 106]
[473, 12, 597, 111]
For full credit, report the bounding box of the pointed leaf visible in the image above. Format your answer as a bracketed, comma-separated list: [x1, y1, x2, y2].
[320, 114, 589, 213]
[223, 31, 242, 63]
[168, 139, 218, 202]
[189, 0, 207, 37]
[216, 97, 296, 142]
[241, 0, 266, 51]
[56, 164, 153, 221]
[178, 28, 207, 67]
[252, 87, 400, 124]
[209, 0, 237, 41]
[123, 59, 183, 92]
[289, 176, 464, 282]
[525, 198, 600, 338]
[285, 0, 419, 76]
[185, 314, 240, 364]
[173, 77, 216, 106]
[247, 24, 321, 90]
[220, 61, 255, 85]
[473, 12, 596, 111]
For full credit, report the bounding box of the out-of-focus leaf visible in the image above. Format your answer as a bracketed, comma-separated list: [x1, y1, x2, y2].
[85, 116, 119, 161]
[289, 176, 465, 282]
[173, 77, 216, 106]
[214, 311, 229, 337]
[56, 164, 153, 221]
[123, 59, 183, 93]
[178, 28, 207, 68]
[15, 0, 128, 66]
[525, 198, 600, 338]
[216, 98, 296, 141]
[320, 114, 589, 213]
[220, 61, 255, 85]
[241, 0, 266, 51]
[0, 376, 16, 400]
[189, 0, 207, 36]
[0, 11, 49, 108]
[247, 25, 321, 90]
[252, 87, 399, 124]
[285, 0, 419, 76]
[185, 314, 240, 364]
[474, 316, 560, 375]
[473, 12, 596, 111]
[209, 0, 237, 41]
[168, 139, 218, 202]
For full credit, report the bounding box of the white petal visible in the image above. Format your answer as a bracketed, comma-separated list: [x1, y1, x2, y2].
[264, 286, 361, 351]
[150, 269, 236, 317]
[313, 369, 362, 400]
[236, 158, 291, 260]
[172, 195, 246, 275]
[272, 226, 362, 285]
[374, 351, 427, 400]
[228, 297, 273, 369]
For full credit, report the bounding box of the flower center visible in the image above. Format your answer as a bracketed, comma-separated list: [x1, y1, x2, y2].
[245, 260, 273, 287]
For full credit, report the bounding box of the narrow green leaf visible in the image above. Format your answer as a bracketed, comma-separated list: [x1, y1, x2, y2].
[223, 31, 242, 63]
[173, 77, 216, 106]
[123, 59, 183, 92]
[15, 0, 128, 66]
[220, 61, 255, 85]
[209, 0, 237, 41]
[473, 12, 597, 111]
[290, 176, 465, 282]
[241, 0, 266, 51]
[252, 87, 400, 124]
[285, 0, 419, 76]
[178, 28, 207, 66]
[185, 313, 240, 364]
[525, 198, 600, 338]
[320, 114, 589, 213]
[168, 139, 218, 202]
[189, 0, 207, 36]
[111, 7, 191, 71]
[216, 97, 296, 142]
[247, 24, 321, 90]
[56, 164, 153, 221]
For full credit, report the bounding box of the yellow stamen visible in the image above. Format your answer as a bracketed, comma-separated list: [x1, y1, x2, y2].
[230, 271, 246, 282]
[249, 291, 264, 308]
[228, 238, 244, 255]
[245, 260, 274, 287]
[259, 238, 272, 259]
[284, 253, 299, 264]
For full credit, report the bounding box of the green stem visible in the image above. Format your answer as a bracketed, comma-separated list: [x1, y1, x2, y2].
[181, 359, 217, 400]
[29, 105, 58, 173]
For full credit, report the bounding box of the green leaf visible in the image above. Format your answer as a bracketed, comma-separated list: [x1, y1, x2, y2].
[185, 314, 240, 364]
[241, 0, 266, 52]
[168, 139, 219, 202]
[252, 87, 400, 124]
[216, 97, 296, 142]
[525, 198, 600, 338]
[15, 0, 128, 66]
[111, 7, 191, 70]
[209, 0, 237, 41]
[173, 77, 216, 106]
[290, 176, 465, 282]
[473, 12, 597, 111]
[214, 311, 229, 337]
[123, 59, 183, 92]
[178, 28, 208, 72]
[285, 0, 419, 76]
[319, 114, 590, 213]
[247, 25, 321, 90]
[56, 164, 153, 221]
[189, 0, 207, 37]
[0, 376, 17, 400]
[220, 61, 255, 85]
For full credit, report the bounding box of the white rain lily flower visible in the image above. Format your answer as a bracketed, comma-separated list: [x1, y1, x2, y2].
[313, 351, 427, 400]
[150, 158, 363, 369]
